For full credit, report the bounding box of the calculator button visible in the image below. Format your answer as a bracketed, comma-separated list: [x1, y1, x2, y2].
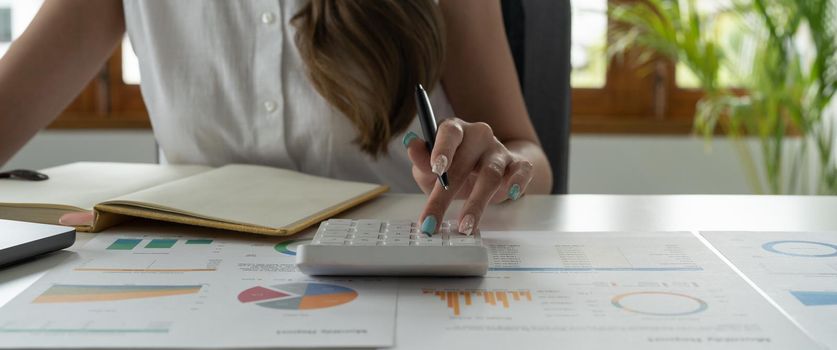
[383, 238, 410, 246]
[350, 238, 379, 246]
[449, 238, 477, 246]
[323, 227, 353, 233]
[352, 232, 381, 239]
[324, 222, 351, 227]
[388, 220, 414, 226]
[383, 232, 410, 238]
[326, 219, 353, 225]
[413, 238, 443, 246]
[386, 228, 413, 235]
[356, 224, 383, 231]
[355, 229, 381, 234]
[321, 232, 350, 239]
[317, 237, 347, 244]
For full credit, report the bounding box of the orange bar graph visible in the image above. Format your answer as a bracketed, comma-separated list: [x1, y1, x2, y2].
[496, 291, 509, 308]
[422, 289, 532, 316]
[448, 291, 460, 316]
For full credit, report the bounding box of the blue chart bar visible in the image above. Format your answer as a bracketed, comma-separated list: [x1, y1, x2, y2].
[107, 239, 142, 250]
[790, 291, 837, 306]
[145, 239, 177, 249]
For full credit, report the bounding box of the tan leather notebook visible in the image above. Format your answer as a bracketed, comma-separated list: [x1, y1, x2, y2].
[0, 162, 388, 236]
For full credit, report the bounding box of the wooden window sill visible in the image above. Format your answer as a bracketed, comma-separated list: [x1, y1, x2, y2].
[571, 117, 694, 134]
[47, 112, 151, 129]
[47, 111, 700, 135]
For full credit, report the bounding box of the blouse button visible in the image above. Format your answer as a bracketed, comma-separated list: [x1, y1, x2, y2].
[263, 100, 277, 113]
[261, 12, 276, 25]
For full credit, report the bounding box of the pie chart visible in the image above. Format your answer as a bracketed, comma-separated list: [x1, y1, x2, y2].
[762, 240, 837, 258]
[274, 239, 311, 256]
[612, 291, 708, 316]
[238, 283, 357, 310]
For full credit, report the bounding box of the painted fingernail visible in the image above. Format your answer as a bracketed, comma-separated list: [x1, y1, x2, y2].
[420, 215, 437, 237]
[508, 184, 521, 200]
[431, 155, 448, 176]
[402, 131, 418, 148]
[459, 214, 475, 236]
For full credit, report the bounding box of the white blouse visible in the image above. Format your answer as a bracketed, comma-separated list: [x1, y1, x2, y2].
[122, 0, 455, 192]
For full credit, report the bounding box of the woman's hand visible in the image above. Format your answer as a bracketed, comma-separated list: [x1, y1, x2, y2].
[403, 118, 534, 236]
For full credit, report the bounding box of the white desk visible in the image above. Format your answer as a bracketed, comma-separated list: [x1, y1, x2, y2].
[4, 194, 837, 305]
[2, 194, 836, 347]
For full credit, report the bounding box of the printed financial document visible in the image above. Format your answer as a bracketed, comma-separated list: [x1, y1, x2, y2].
[0, 226, 826, 349]
[702, 231, 837, 349]
[394, 231, 820, 349]
[0, 225, 396, 349]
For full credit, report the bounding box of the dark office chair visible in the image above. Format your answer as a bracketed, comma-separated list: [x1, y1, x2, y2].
[502, 0, 572, 194]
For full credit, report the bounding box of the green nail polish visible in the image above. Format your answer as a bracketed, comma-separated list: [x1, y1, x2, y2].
[402, 131, 418, 148]
[508, 184, 521, 200]
[420, 215, 437, 236]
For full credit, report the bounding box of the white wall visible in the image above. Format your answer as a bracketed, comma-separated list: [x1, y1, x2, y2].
[569, 135, 750, 194]
[4, 130, 158, 170]
[3, 130, 754, 194]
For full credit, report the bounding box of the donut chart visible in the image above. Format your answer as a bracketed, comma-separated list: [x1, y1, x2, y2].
[238, 283, 357, 310]
[762, 240, 837, 258]
[612, 291, 708, 316]
[274, 239, 311, 256]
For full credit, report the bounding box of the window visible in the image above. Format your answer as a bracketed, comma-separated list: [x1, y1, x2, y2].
[0, 8, 11, 43]
[0, 1, 147, 128]
[570, 0, 607, 88]
[121, 37, 141, 85]
[569, 0, 747, 134]
[14, 1, 723, 133]
[0, 0, 41, 58]
[570, 0, 685, 133]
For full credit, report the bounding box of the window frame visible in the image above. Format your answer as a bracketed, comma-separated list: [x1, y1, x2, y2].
[47, 0, 705, 134]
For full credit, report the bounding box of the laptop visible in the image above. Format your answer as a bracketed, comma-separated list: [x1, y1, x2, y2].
[0, 219, 75, 267]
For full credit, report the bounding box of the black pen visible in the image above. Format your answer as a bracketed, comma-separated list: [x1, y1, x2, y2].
[415, 84, 449, 190]
[0, 169, 49, 181]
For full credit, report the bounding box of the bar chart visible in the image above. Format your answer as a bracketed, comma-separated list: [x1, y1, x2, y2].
[33, 284, 203, 303]
[421, 288, 533, 316]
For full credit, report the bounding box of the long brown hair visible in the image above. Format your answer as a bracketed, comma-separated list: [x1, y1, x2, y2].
[292, 0, 446, 156]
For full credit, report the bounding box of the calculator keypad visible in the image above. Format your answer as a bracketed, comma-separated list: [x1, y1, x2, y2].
[313, 219, 481, 247]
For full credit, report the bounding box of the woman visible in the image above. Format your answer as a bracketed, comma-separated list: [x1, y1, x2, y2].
[0, 0, 552, 235]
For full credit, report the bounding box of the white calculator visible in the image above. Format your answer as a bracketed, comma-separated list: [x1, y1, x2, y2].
[296, 219, 488, 276]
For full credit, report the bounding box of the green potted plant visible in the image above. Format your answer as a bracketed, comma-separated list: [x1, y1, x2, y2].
[609, 0, 836, 194]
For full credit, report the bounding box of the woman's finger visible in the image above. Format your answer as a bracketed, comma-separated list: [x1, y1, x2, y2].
[58, 211, 95, 227]
[403, 131, 430, 173]
[457, 152, 511, 235]
[412, 165, 437, 194]
[418, 128, 485, 236]
[429, 119, 464, 177]
[491, 159, 534, 203]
